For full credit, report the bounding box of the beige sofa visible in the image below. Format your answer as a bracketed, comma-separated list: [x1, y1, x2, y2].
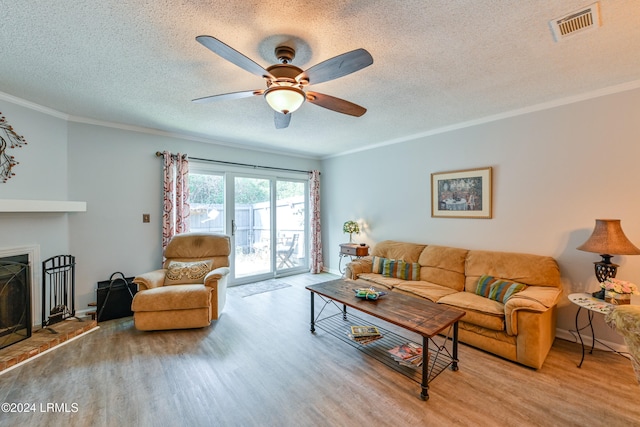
[345, 240, 562, 369]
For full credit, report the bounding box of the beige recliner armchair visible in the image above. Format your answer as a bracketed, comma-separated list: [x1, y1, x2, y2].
[131, 232, 231, 331]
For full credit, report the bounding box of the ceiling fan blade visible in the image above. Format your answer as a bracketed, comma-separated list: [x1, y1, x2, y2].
[196, 35, 275, 80]
[297, 49, 373, 85]
[192, 90, 264, 103]
[274, 112, 291, 129]
[306, 91, 367, 117]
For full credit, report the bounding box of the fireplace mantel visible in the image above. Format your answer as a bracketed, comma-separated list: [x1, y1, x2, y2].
[0, 199, 87, 212]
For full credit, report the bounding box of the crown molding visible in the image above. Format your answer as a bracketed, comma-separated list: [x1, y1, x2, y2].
[325, 79, 640, 159]
[0, 92, 69, 120]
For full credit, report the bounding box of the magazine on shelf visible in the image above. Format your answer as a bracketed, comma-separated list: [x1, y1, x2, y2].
[350, 325, 381, 337]
[347, 333, 384, 345]
[387, 342, 424, 367]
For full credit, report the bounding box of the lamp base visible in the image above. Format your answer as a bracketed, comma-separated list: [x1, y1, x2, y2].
[593, 254, 618, 283]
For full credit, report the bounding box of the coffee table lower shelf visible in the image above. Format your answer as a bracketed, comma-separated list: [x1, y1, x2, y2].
[312, 310, 457, 394]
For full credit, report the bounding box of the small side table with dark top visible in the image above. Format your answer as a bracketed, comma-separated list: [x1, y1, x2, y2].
[338, 243, 369, 275]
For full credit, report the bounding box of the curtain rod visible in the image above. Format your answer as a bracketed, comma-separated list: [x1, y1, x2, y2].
[155, 151, 315, 175]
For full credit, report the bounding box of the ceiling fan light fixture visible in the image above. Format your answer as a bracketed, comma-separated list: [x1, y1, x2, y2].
[264, 86, 305, 114]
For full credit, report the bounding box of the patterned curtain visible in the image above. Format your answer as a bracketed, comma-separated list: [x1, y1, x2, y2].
[175, 154, 190, 236]
[162, 151, 190, 253]
[309, 170, 323, 273]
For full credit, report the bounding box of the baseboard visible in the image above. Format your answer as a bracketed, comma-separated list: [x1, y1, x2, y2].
[323, 267, 342, 276]
[555, 328, 628, 354]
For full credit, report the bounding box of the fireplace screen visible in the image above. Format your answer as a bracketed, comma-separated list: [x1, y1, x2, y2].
[0, 255, 31, 350]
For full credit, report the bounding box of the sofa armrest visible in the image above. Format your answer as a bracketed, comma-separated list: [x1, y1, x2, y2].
[204, 267, 230, 287]
[133, 269, 166, 291]
[504, 286, 562, 335]
[509, 286, 561, 308]
[345, 257, 373, 280]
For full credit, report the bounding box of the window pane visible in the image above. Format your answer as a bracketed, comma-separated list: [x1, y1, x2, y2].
[235, 177, 271, 278]
[189, 173, 224, 233]
[276, 180, 305, 270]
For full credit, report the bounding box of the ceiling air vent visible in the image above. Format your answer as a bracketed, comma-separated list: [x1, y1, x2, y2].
[549, 2, 601, 42]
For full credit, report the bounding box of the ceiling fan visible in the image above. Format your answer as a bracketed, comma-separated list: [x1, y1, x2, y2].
[192, 36, 373, 129]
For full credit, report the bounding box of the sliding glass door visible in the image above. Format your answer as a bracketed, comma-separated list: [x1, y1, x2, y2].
[275, 180, 306, 272]
[189, 167, 308, 284]
[233, 176, 272, 279]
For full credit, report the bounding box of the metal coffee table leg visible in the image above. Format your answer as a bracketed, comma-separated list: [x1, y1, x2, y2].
[310, 291, 315, 333]
[420, 335, 429, 401]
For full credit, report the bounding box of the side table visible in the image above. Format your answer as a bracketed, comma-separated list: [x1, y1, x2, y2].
[338, 243, 369, 275]
[568, 292, 615, 368]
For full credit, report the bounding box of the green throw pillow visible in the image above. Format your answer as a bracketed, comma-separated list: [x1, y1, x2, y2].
[371, 256, 386, 274]
[381, 258, 420, 281]
[475, 275, 495, 297]
[475, 275, 526, 303]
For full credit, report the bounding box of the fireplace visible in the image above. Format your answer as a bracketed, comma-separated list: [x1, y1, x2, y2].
[0, 254, 31, 350]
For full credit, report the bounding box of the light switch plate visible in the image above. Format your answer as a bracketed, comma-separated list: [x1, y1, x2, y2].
[142, 213, 150, 223]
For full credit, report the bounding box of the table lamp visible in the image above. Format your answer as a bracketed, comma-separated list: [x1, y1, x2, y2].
[343, 220, 360, 243]
[577, 219, 640, 283]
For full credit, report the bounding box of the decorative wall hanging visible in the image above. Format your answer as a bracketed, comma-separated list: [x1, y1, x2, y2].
[431, 167, 492, 218]
[0, 112, 28, 183]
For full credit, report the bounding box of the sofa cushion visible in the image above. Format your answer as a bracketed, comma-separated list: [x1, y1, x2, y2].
[418, 245, 468, 291]
[464, 250, 562, 292]
[381, 259, 420, 280]
[164, 260, 212, 286]
[438, 292, 505, 331]
[371, 240, 426, 263]
[394, 281, 458, 303]
[356, 273, 404, 290]
[476, 275, 527, 303]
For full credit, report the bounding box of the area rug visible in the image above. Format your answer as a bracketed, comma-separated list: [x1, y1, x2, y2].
[228, 280, 291, 298]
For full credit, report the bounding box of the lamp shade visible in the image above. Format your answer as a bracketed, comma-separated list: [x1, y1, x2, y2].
[577, 219, 640, 255]
[264, 86, 305, 114]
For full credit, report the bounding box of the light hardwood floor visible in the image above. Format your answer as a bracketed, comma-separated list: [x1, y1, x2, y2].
[1, 272, 638, 427]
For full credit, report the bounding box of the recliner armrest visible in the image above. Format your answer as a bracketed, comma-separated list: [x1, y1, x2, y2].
[133, 269, 166, 291]
[204, 267, 231, 287]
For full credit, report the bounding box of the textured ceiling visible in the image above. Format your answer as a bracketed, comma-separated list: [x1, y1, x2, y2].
[1, 1, 639, 158]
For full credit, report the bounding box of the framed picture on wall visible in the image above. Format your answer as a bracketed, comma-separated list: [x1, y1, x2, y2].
[431, 167, 492, 218]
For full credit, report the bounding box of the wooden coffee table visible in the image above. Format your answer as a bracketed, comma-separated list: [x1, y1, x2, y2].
[306, 279, 465, 400]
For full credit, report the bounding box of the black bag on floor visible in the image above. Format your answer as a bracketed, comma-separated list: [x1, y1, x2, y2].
[96, 272, 137, 322]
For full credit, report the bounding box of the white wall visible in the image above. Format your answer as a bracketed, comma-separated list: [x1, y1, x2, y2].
[321, 87, 640, 345]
